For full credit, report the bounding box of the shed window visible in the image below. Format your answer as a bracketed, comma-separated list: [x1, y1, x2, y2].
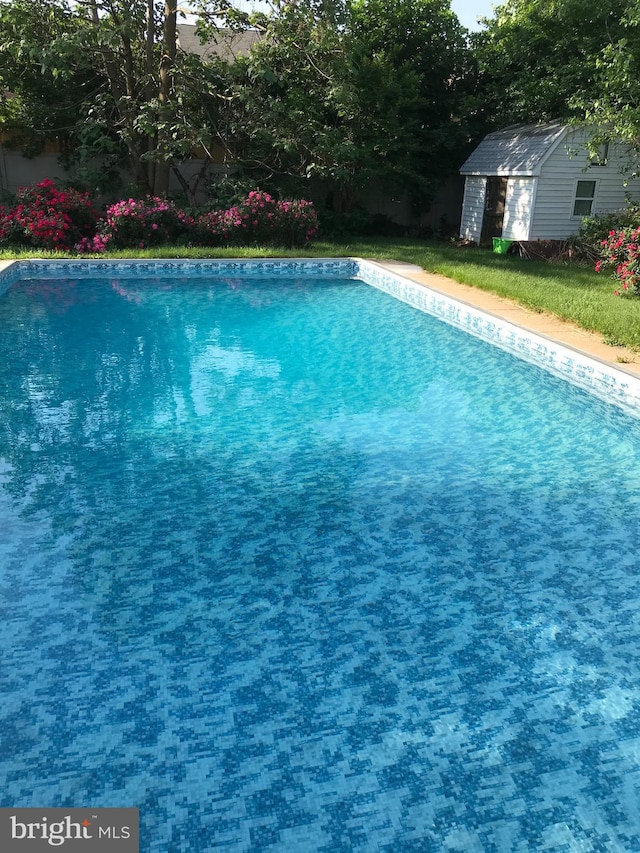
[573, 180, 596, 216]
[590, 142, 609, 166]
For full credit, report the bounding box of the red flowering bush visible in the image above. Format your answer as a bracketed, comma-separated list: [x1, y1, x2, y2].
[99, 196, 194, 249]
[0, 205, 26, 246]
[193, 208, 238, 247]
[0, 179, 99, 251]
[0, 182, 318, 253]
[597, 226, 640, 296]
[195, 191, 318, 248]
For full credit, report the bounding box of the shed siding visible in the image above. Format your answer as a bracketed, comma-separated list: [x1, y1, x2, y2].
[501, 177, 535, 240]
[529, 131, 640, 240]
[460, 176, 486, 241]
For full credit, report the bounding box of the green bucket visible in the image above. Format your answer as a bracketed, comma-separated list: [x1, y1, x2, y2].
[492, 237, 512, 254]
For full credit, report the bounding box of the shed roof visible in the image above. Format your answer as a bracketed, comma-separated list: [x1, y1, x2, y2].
[460, 123, 568, 177]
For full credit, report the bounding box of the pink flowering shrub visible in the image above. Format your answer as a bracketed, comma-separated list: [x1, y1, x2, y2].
[195, 191, 277, 246]
[75, 233, 112, 254]
[99, 196, 194, 249]
[597, 226, 640, 296]
[270, 199, 319, 247]
[193, 210, 219, 244]
[0, 182, 318, 253]
[0, 179, 99, 251]
[196, 191, 318, 248]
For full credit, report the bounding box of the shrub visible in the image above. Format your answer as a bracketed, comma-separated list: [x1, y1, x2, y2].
[2, 184, 319, 253]
[75, 233, 112, 254]
[224, 190, 280, 246]
[0, 179, 99, 251]
[100, 196, 194, 249]
[0, 204, 26, 246]
[578, 204, 640, 255]
[195, 191, 318, 248]
[206, 175, 263, 210]
[269, 198, 318, 247]
[597, 226, 640, 296]
[193, 209, 235, 247]
[316, 207, 374, 239]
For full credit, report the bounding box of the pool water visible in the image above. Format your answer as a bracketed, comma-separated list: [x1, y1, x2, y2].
[2, 274, 640, 851]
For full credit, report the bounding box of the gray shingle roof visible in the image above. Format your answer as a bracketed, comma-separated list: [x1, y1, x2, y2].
[460, 123, 568, 176]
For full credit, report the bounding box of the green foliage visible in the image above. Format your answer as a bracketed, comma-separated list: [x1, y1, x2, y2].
[0, 0, 231, 199]
[219, 0, 470, 213]
[0, 0, 103, 156]
[349, 0, 471, 188]
[316, 207, 375, 239]
[578, 204, 640, 254]
[471, 0, 629, 130]
[206, 175, 263, 210]
[575, 1, 640, 174]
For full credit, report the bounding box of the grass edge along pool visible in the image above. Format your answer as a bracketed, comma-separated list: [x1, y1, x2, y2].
[1, 256, 639, 419]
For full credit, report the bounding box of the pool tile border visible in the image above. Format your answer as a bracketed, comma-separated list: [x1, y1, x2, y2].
[0, 260, 22, 296]
[1, 257, 359, 286]
[2, 257, 640, 417]
[357, 259, 640, 416]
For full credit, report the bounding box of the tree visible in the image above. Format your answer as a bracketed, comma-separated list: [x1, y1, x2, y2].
[578, 1, 640, 168]
[0, 0, 471, 209]
[0, 0, 102, 158]
[348, 0, 471, 208]
[471, 0, 629, 132]
[0, 0, 230, 197]
[211, 0, 470, 213]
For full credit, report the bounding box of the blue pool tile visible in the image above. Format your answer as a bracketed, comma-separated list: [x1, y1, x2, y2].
[1, 262, 640, 850]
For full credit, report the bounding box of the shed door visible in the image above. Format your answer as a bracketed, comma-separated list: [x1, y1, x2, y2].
[481, 177, 508, 243]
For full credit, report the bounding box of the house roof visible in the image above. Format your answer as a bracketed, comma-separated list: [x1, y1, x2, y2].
[459, 123, 569, 177]
[177, 24, 261, 62]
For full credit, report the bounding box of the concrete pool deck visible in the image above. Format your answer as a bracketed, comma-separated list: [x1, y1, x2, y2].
[375, 259, 640, 379]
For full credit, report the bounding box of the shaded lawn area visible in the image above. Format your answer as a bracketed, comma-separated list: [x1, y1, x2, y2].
[2, 237, 639, 350]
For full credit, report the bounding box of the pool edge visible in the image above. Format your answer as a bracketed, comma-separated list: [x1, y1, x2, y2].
[357, 258, 640, 417]
[2, 256, 640, 417]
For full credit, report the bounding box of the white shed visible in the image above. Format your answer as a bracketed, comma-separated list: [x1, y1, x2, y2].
[459, 123, 640, 244]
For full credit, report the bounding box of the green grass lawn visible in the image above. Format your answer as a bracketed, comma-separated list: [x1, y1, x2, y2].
[3, 238, 639, 351]
[327, 238, 640, 352]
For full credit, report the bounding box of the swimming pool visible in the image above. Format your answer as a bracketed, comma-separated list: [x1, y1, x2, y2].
[2, 259, 640, 851]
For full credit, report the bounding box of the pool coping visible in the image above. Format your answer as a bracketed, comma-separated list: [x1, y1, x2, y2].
[2, 256, 640, 416]
[371, 259, 640, 378]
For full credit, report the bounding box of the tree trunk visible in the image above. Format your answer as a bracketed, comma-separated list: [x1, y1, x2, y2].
[88, 0, 152, 194]
[146, 0, 157, 192]
[154, 0, 177, 196]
